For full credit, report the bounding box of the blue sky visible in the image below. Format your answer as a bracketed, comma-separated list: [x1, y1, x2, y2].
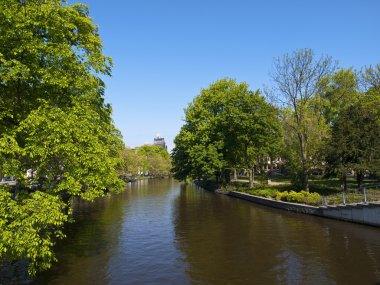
[77, 0, 380, 151]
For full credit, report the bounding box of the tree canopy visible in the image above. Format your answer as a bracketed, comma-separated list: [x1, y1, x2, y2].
[172, 51, 380, 195]
[325, 66, 380, 189]
[270, 48, 336, 190]
[135, 145, 172, 176]
[0, 0, 123, 275]
[172, 78, 282, 186]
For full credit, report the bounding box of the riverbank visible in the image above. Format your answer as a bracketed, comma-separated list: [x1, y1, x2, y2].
[227, 191, 380, 227]
[224, 177, 380, 205]
[193, 179, 380, 227]
[31, 178, 380, 284]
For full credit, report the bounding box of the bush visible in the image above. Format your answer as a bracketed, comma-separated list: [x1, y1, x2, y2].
[229, 183, 322, 206]
[275, 191, 289, 201]
[276, 190, 321, 206]
[247, 189, 278, 198]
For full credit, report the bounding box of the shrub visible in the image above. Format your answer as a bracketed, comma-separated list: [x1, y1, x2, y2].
[247, 189, 278, 198]
[231, 184, 322, 206]
[276, 190, 321, 206]
[275, 191, 289, 201]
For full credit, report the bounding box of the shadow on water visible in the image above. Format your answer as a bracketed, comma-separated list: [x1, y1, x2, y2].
[33, 179, 188, 285]
[173, 183, 380, 285]
[33, 190, 131, 285]
[28, 179, 380, 285]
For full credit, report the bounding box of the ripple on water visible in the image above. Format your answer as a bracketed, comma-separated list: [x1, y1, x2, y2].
[32, 179, 380, 285]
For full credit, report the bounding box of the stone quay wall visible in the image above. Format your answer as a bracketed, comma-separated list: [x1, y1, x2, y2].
[228, 191, 380, 227]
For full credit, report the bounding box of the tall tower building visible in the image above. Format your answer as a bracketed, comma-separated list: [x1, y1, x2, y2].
[153, 134, 167, 150]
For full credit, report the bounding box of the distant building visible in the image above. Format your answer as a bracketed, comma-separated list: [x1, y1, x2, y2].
[153, 134, 167, 150]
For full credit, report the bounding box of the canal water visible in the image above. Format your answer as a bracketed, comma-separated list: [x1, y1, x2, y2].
[34, 179, 380, 285]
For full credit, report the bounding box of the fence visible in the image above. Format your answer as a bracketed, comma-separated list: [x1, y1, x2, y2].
[322, 186, 380, 206]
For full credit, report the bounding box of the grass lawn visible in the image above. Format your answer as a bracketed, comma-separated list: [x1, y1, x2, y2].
[226, 175, 380, 206]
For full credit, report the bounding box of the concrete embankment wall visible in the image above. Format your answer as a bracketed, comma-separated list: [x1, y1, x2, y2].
[228, 191, 380, 227]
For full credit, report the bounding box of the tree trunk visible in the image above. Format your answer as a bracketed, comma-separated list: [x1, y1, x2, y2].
[233, 168, 237, 180]
[298, 133, 309, 191]
[249, 167, 255, 188]
[223, 169, 231, 184]
[342, 174, 347, 192]
[243, 143, 255, 188]
[356, 170, 363, 189]
[215, 171, 222, 183]
[302, 168, 309, 192]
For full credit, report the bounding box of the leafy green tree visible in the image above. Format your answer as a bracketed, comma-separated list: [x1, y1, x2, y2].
[172, 79, 281, 186]
[121, 148, 142, 176]
[0, 0, 112, 133]
[0, 190, 67, 276]
[362, 64, 380, 92]
[172, 79, 234, 182]
[17, 100, 124, 201]
[0, 0, 122, 275]
[320, 68, 359, 126]
[325, 65, 380, 189]
[270, 49, 336, 190]
[171, 126, 194, 181]
[362, 64, 380, 126]
[281, 103, 330, 187]
[326, 101, 380, 189]
[136, 145, 172, 176]
[221, 84, 282, 187]
[172, 79, 229, 181]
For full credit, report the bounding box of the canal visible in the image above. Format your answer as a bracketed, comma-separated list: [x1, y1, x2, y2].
[34, 179, 380, 284]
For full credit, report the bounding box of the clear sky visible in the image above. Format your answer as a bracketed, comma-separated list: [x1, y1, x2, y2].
[76, 0, 380, 151]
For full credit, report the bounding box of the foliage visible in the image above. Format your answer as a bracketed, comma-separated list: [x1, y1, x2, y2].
[135, 145, 172, 176]
[281, 105, 330, 188]
[275, 191, 321, 206]
[0, 0, 122, 275]
[227, 175, 380, 205]
[326, 97, 380, 189]
[324, 189, 380, 205]
[320, 68, 359, 125]
[172, 50, 380, 205]
[223, 82, 282, 186]
[270, 48, 336, 190]
[120, 147, 142, 176]
[17, 101, 124, 201]
[362, 64, 380, 92]
[171, 126, 194, 180]
[322, 66, 380, 189]
[247, 189, 278, 199]
[234, 186, 322, 206]
[172, 78, 281, 184]
[0, 0, 112, 133]
[0, 189, 68, 275]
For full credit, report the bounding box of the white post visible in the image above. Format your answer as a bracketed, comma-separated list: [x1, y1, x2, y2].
[363, 187, 367, 204]
[322, 196, 327, 206]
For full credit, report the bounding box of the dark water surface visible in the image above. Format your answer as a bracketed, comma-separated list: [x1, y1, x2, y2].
[34, 179, 380, 285]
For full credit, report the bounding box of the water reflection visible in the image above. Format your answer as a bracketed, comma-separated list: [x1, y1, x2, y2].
[34, 179, 189, 285]
[173, 183, 380, 285]
[33, 179, 380, 285]
[34, 189, 130, 285]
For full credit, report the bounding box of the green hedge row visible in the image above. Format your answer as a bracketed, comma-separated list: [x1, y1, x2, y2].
[245, 189, 322, 206]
